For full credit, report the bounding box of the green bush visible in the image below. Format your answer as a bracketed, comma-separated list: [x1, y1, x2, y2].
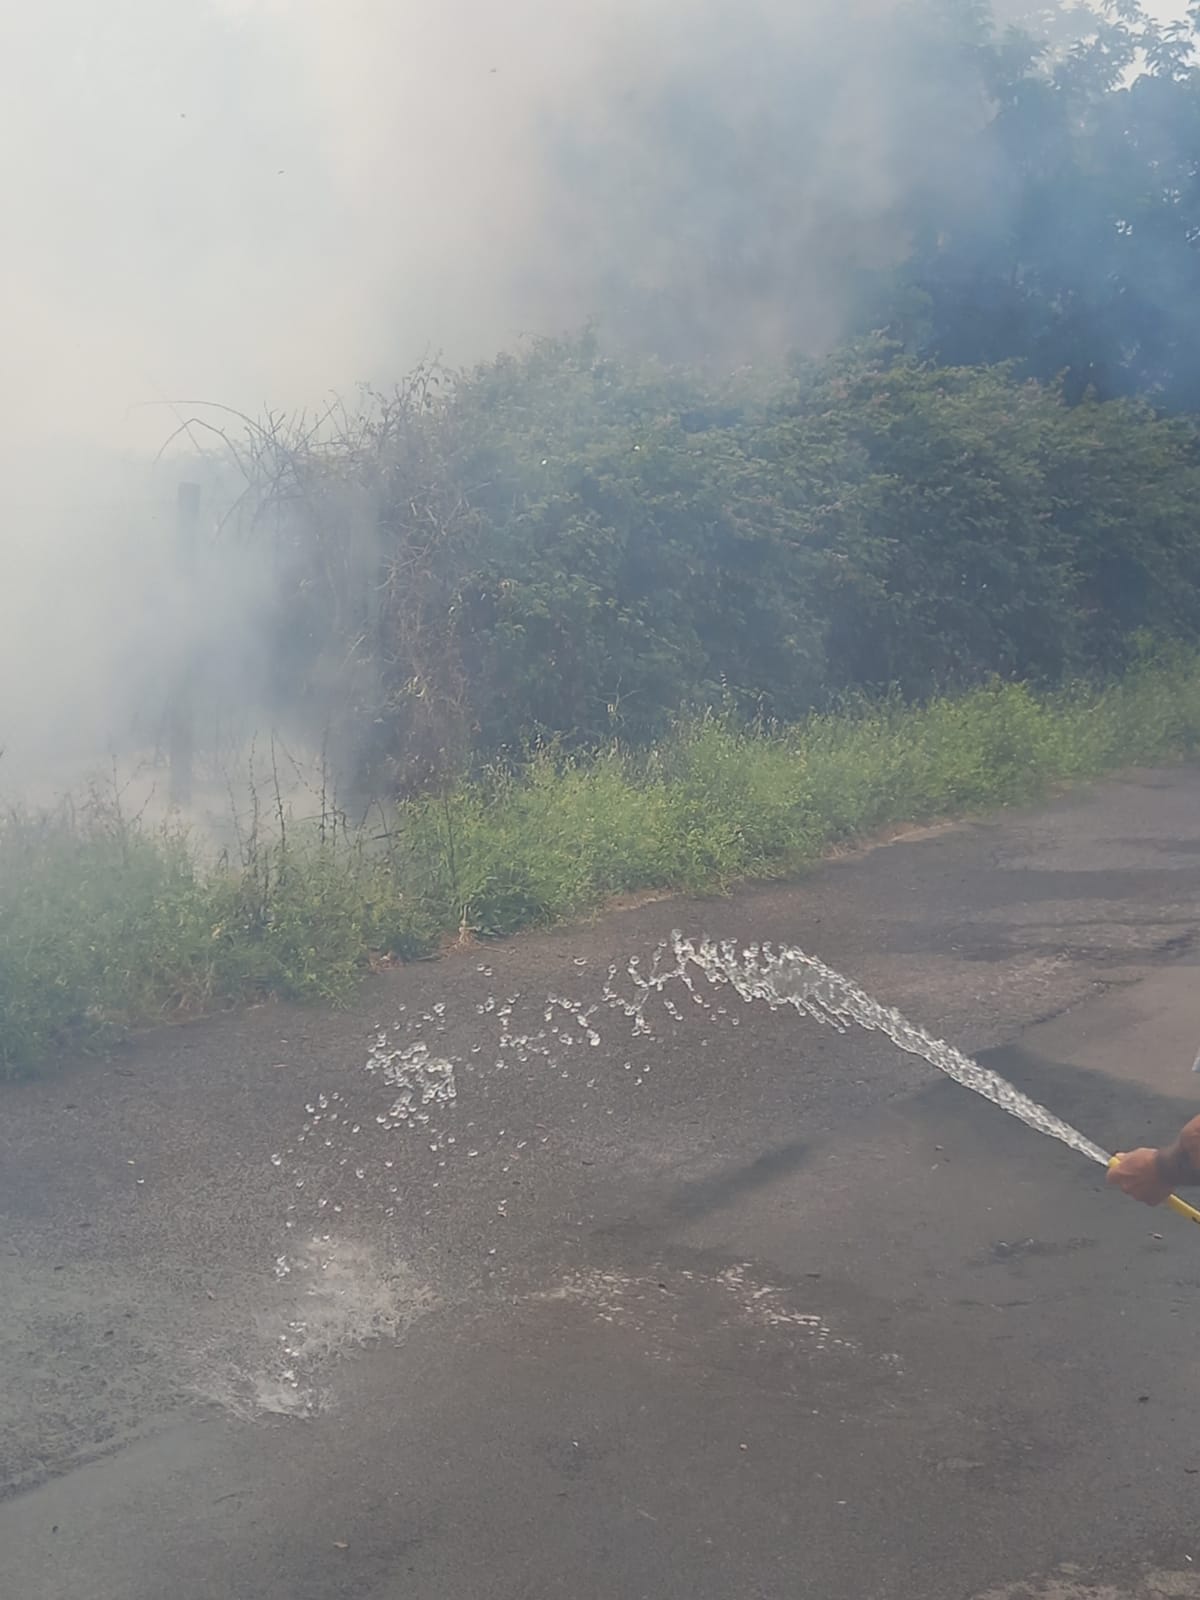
[247, 336, 1200, 784]
[0, 789, 435, 1078]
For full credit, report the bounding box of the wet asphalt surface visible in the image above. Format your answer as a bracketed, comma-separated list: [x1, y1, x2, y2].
[3, 769, 1200, 1599]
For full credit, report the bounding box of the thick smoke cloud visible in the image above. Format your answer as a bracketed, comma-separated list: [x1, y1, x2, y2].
[0, 0, 1171, 782]
[3, 0, 1013, 443]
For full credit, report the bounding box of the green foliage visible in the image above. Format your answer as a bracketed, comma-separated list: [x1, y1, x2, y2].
[179, 0, 1200, 791]
[877, 0, 1200, 411]
[0, 787, 436, 1079]
[7, 653, 1200, 1078]
[443, 339, 1200, 744]
[770, 351, 1200, 694]
[0, 791, 216, 1070]
[435, 336, 826, 751]
[523, 0, 1200, 409]
[255, 335, 1200, 778]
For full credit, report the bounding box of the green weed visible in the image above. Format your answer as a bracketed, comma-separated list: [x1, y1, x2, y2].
[4, 651, 1200, 1078]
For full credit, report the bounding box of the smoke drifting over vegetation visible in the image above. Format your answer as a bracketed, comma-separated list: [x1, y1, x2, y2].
[4, 0, 1009, 440]
[7, 0, 1200, 1070]
[4, 0, 1200, 787]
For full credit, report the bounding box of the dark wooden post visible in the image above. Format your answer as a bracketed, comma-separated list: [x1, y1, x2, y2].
[168, 482, 201, 807]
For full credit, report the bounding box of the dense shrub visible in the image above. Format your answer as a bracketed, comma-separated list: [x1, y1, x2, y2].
[249, 336, 1200, 780]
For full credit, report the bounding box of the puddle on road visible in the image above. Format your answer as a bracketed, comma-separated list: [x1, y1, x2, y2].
[0, 1239, 436, 1481]
[190, 1234, 435, 1419]
[537, 1259, 877, 1363]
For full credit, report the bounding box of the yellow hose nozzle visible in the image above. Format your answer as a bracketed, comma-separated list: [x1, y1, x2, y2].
[1108, 1156, 1200, 1226]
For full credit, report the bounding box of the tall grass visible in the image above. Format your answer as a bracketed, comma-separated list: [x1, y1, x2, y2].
[5, 648, 1200, 1077]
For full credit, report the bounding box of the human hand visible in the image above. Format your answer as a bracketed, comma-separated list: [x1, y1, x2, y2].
[1107, 1148, 1172, 1206]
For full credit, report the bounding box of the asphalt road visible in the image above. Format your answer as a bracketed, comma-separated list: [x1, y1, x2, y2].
[4, 768, 1200, 1600]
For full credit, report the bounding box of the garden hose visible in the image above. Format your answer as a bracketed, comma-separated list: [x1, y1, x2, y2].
[1108, 1156, 1200, 1227]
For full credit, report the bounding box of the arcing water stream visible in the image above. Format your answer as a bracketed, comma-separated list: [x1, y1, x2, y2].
[282, 928, 1113, 1249]
[259, 930, 1114, 1417]
[663, 933, 1112, 1167]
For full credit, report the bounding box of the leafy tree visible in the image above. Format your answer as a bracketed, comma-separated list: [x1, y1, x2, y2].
[871, 0, 1200, 408]
[254, 336, 1200, 776]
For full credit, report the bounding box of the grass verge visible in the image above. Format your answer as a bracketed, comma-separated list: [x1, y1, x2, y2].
[5, 647, 1200, 1077]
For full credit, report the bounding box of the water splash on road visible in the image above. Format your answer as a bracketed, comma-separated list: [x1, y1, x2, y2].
[274, 928, 1110, 1274]
[192, 1235, 435, 1419]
